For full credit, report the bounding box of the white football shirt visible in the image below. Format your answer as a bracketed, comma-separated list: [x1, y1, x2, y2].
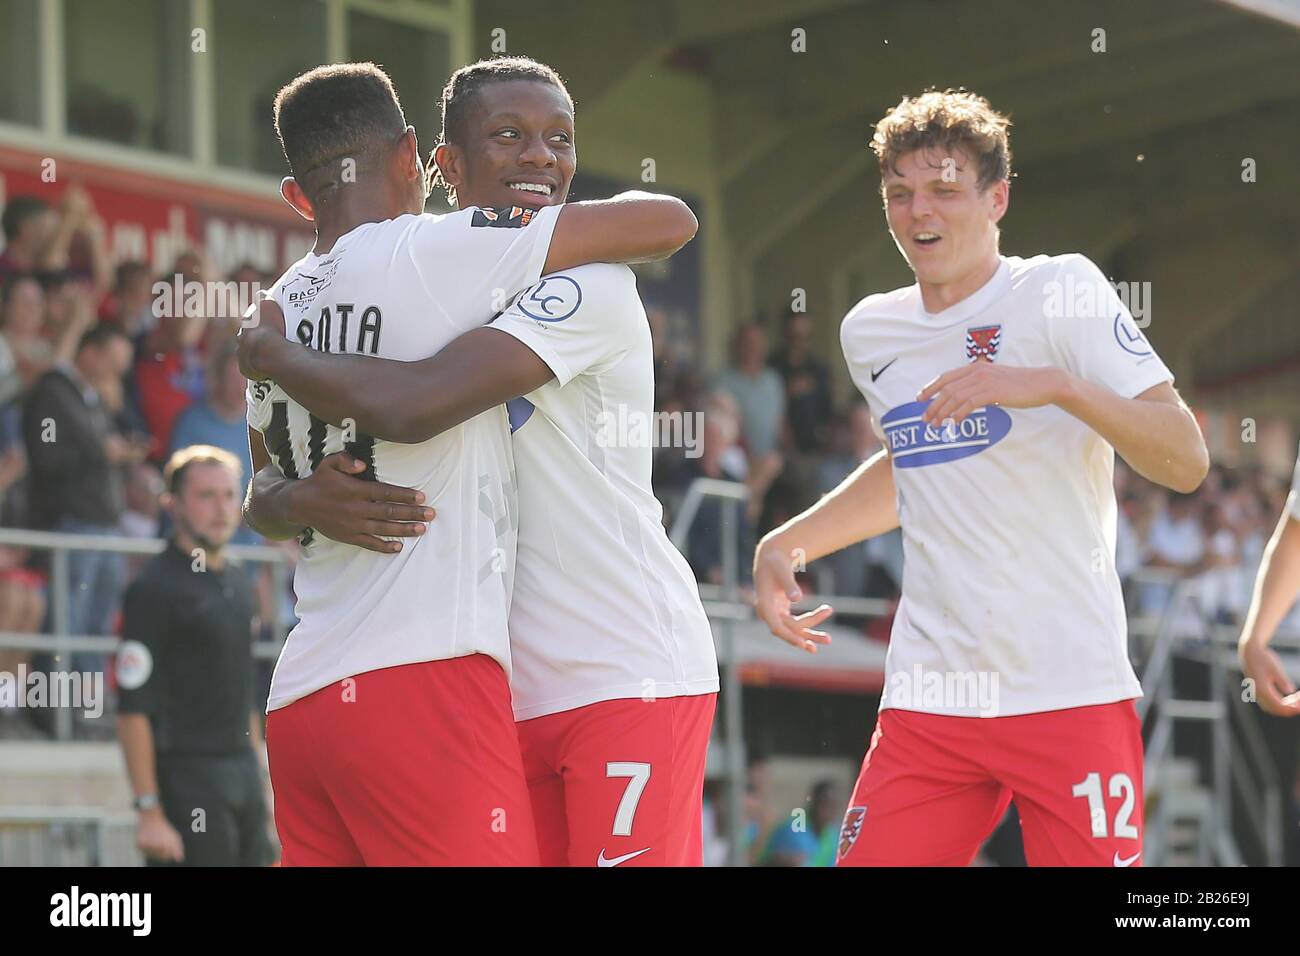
[488, 263, 719, 720]
[841, 253, 1174, 717]
[248, 205, 560, 712]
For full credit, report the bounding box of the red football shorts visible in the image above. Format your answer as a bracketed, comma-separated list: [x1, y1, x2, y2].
[266, 654, 538, 866]
[837, 700, 1144, 867]
[518, 694, 717, 867]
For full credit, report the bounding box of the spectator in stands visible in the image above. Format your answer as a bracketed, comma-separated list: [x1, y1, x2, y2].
[714, 322, 786, 460]
[36, 185, 112, 296]
[134, 252, 208, 461]
[1197, 499, 1242, 623]
[0, 196, 59, 282]
[770, 312, 834, 456]
[117, 445, 273, 866]
[760, 779, 844, 867]
[0, 411, 42, 736]
[102, 260, 158, 342]
[22, 325, 147, 652]
[169, 340, 251, 482]
[1147, 490, 1207, 573]
[674, 392, 763, 587]
[0, 275, 94, 397]
[120, 462, 164, 536]
[169, 340, 255, 543]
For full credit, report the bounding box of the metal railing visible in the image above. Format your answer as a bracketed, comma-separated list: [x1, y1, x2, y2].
[0, 809, 137, 867]
[0, 526, 291, 740]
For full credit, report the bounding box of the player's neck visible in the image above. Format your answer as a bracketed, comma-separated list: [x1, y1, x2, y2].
[918, 250, 1002, 315]
[312, 189, 408, 255]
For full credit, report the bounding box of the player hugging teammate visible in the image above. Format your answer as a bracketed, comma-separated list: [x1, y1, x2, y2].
[239, 59, 716, 866]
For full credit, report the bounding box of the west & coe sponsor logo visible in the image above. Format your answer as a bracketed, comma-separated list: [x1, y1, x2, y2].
[882, 400, 1012, 468]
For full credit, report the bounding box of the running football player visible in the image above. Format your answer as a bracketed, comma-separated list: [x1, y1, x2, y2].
[240, 57, 718, 867]
[240, 62, 697, 866]
[753, 90, 1209, 866]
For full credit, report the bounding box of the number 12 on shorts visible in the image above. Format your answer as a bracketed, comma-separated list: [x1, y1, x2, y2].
[607, 762, 651, 836]
[1071, 771, 1138, 839]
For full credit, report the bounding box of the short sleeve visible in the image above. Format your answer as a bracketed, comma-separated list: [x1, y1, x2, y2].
[116, 579, 168, 716]
[488, 264, 641, 387]
[1047, 254, 1174, 400]
[407, 204, 562, 327]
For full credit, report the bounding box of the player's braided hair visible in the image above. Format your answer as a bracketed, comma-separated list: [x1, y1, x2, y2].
[428, 56, 574, 206]
[871, 89, 1012, 193]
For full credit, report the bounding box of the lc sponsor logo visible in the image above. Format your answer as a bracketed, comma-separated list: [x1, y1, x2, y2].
[881, 399, 1012, 469]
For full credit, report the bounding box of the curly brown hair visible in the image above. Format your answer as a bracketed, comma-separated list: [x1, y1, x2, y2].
[871, 89, 1012, 193]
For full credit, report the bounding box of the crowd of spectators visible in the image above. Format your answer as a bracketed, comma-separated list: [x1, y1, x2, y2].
[0, 189, 277, 738]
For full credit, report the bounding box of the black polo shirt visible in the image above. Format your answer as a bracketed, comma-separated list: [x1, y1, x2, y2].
[117, 542, 258, 756]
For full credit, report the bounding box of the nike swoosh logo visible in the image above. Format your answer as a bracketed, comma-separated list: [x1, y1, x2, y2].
[870, 359, 897, 382]
[597, 847, 651, 867]
[1113, 850, 1141, 867]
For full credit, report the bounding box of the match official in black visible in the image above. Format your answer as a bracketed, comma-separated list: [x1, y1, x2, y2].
[116, 445, 274, 866]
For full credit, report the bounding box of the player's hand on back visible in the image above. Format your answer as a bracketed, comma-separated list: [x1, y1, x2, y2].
[753, 539, 833, 654]
[1239, 639, 1300, 718]
[237, 295, 288, 382]
[289, 452, 434, 554]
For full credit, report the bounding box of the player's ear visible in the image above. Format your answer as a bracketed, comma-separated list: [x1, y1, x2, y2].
[433, 143, 463, 192]
[988, 178, 1010, 225]
[396, 126, 422, 182]
[280, 177, 316, 223]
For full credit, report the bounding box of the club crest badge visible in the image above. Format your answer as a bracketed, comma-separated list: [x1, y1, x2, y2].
[965, 324, 1002, 363]
[838, 806, 867, 860]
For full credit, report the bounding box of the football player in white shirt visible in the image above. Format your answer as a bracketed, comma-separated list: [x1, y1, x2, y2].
[239, 62, 698, 866]
[752, 90, 1209, 867]
[241, 58, 718, 867]
[1238, 443, 1300, 717]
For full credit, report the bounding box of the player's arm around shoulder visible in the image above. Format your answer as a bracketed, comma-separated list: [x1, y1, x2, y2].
[545, 193, 697, 273]
[375, 264, 642, 444]
[489, 262, 644, 388]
